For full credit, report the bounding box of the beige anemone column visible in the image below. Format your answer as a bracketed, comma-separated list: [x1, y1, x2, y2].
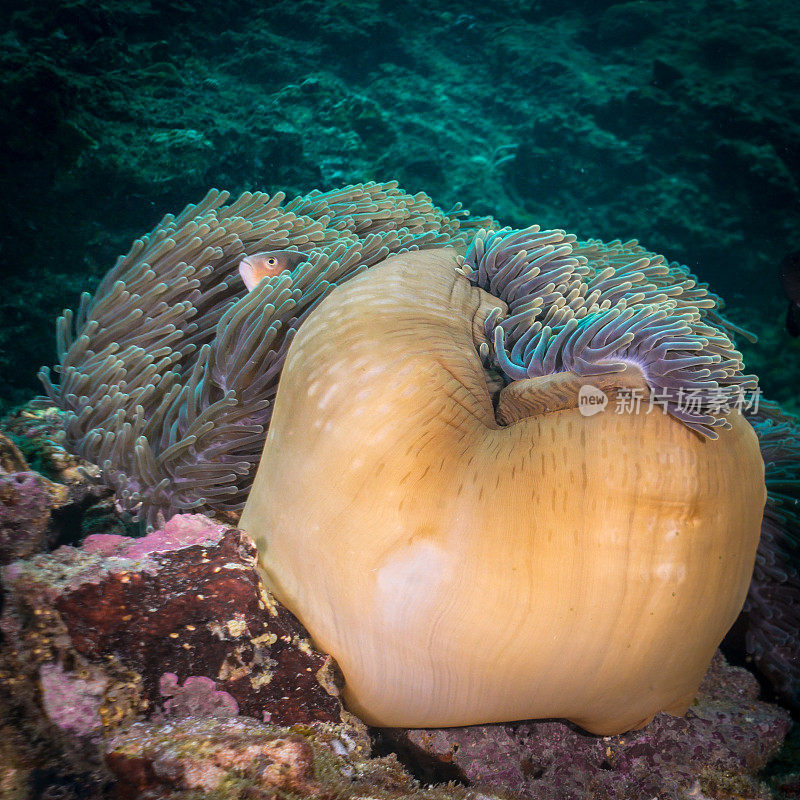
[240, 247, 765, 734]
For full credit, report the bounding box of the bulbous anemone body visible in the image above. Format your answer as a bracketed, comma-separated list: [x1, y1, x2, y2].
[240, 248, 766, 734]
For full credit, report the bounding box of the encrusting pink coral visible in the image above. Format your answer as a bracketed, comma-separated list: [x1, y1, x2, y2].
[158, 673, 239, 719]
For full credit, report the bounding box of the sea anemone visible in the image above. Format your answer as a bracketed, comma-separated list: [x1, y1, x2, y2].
[39, 182, 489, 527]
[40, 181, 799, 722]
[239, 245, 765, 733]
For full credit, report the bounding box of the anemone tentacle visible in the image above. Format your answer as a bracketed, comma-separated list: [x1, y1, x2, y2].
[40, 184, 759, 514]
[40, 180, 800, 713]
[463, 226, 757, 438]
[40, 182, 493, 526]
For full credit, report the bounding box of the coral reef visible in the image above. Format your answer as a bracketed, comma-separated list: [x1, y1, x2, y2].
[1, 0, 798, 793]
[0, 412, 126, 572]
[2, 0, 798, 415]
[1, 399, 101, 486]
[0, 400, 129, 550]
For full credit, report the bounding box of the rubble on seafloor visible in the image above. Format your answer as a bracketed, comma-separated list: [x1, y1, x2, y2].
[0, 400, 797, 800]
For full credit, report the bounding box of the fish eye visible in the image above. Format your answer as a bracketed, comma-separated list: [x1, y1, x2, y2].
[267, 257, 278, 265]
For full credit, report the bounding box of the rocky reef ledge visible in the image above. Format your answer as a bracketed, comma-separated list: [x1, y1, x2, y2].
[0, 401, 795, 800]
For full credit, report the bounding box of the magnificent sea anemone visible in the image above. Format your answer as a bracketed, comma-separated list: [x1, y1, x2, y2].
[41, 181, 800, 723]
[239, 244, 765, 733]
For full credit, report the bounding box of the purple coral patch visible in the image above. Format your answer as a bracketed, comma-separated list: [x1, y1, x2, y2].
[159, 672, 239, 719]
[388, 652, 790, 800]
[39, 662, 106, 739]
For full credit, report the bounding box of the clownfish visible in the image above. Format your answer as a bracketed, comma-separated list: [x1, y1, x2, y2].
[238, 250, 306, 291]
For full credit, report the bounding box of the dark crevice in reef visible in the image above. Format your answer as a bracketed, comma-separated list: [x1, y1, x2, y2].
[371, 729, 471, 787]
[46, 481, 140, 550]
[47, 490, 106, 549]
[721, 613, 786, 710]
[27, 768, 105, 800]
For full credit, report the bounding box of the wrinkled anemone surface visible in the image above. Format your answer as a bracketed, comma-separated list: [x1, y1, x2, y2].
[240, 246, 766, 732]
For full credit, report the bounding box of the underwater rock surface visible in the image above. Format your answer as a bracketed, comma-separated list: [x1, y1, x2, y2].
[388, 652, 791, 800]
[104, 716, 505, 800]
[0, 401, 124, 564]
[0, 390, 796, 798]
[0, 432, 69, 567]
[1, 513, 344, 742]
[0, 467, 794, 797]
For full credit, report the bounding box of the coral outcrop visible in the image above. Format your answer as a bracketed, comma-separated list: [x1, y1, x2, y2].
[0, 513, 344, 745]
[104, 716, 499, 800]
[0, 432, 69, 566]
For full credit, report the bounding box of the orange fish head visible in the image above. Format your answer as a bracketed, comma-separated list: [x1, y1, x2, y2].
[238, 250, 305, 291]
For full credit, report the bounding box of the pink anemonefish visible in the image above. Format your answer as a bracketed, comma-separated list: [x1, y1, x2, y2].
[238, 250, 306, 291]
